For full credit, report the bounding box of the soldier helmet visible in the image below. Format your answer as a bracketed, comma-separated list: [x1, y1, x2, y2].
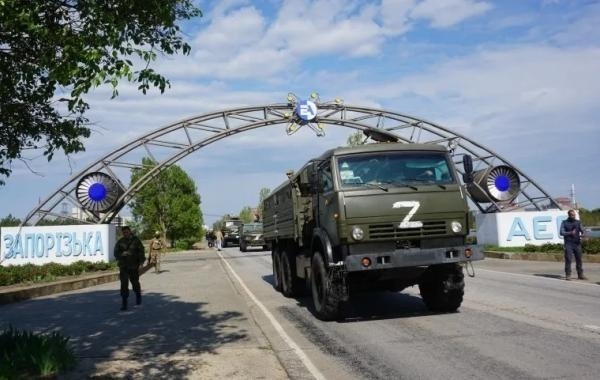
[155, 231, 160, 237]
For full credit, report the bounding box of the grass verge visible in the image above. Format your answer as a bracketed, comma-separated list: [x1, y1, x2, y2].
[0, 327, 76, 379]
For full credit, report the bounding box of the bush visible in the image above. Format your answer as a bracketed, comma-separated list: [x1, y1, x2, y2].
[0, 261, 117, 287]
[0, 326, 76, 379]
[583, 238, 600, 254]
[174, 239, 195, 250]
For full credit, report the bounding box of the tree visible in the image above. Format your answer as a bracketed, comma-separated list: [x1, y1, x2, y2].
[238, 206, 254, 223]
[346, 130, 366, 147]
[0, 1, 201, 184]
[257, 187, 271, 219]
[0, 214, 21, 227]
[130, 158, 203, 246]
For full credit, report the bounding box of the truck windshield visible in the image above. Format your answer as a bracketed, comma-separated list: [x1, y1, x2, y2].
[243, 223, 263, 233]
[337, 152, 455, 189]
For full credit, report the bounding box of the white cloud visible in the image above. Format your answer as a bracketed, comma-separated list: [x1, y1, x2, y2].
[410, 0, 493, 28]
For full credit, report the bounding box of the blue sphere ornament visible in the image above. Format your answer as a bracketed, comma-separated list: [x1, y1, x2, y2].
[76, 172, 121, 212]
[494, 175, 510, 192]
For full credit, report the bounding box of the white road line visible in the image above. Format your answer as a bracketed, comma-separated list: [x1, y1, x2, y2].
[217, 250, 326, 380]
[584, 325, 600, 331]
[478, 269, 599, 287]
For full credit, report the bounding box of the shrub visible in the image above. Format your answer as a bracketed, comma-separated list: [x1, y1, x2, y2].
[174, 239, 194, 250]
[0, 261, 117, 286]
[0, 326, 76, 379]
[583, 238, 600, 255]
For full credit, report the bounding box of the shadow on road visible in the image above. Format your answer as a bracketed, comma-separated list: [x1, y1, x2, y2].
[261, 274, 437, 322]
[533, 273, 564, 280]
[0, 290, 248, 378]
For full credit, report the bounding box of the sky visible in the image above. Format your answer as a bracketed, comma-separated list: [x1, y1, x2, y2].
[1, 0, 599, 226]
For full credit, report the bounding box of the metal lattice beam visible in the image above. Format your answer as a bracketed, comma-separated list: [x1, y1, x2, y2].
[22, 103, 559, 226]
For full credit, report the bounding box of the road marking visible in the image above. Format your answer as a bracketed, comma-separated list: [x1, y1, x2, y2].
[584, 325, 600, 331]
[478, 269, 599, 287]
[217, 250, 326, 380]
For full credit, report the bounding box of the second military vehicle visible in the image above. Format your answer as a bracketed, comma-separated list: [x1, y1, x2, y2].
[263, 142, 483, 320]
[239, 222, 270, 252]
[222, 217, 242, 248]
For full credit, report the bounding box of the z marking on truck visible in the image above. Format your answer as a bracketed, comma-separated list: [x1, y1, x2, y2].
[392, 201, 424, 228]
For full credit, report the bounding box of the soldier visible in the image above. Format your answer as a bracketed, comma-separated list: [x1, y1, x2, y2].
[114, 226, 146, 310]
[148, 231, 165, 273]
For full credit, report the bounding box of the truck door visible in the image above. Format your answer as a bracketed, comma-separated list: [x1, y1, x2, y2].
[317, 160, 339, 242]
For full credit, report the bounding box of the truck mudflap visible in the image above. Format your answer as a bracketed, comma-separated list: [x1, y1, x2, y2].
[344, 244, 484, 272]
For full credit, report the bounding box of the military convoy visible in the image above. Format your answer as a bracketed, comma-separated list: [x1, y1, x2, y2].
[238, 222, 270, 252]
[263, 142, 484, 320]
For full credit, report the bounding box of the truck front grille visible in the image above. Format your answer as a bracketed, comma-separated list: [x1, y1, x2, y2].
[368, 221, 447, 240]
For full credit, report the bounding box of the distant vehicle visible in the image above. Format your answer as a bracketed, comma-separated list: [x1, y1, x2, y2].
[263, 142, 483, 320]
[223, 218, 242, 248]
[584, 227, 600, 238]
[239, 222, 270, 252]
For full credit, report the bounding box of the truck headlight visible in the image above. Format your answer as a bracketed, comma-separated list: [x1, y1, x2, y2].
[352, 226, 364, 241]
[451, 221, 463, 233]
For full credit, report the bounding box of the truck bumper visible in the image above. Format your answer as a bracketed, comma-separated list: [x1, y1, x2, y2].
[344, 244, 484, 272]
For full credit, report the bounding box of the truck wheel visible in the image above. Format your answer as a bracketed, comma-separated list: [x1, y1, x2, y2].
[240, 242, 247, 252]
[223, 240, 228, 248]
[281, 250, 304, 297]
[310, 253, 341, 321]
[272, 250, 282, 292]
[419, 264, 464, 312]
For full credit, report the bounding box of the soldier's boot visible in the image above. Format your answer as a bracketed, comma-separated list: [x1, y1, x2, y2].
[135, 292, 142, 305]
[120, 297, 128, 311]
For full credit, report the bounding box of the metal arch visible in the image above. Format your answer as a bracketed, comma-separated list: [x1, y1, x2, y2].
[22, 103, 559, 226]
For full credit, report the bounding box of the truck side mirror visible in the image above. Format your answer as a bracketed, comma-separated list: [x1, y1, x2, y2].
[462, 154, 474, 184]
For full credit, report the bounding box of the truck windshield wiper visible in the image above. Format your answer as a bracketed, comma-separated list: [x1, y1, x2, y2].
[403, 178, 446, 190]
[385, 181, 418, 191]
[363, 182, 389, 192]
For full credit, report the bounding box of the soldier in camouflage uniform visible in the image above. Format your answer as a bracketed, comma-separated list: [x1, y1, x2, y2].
[148, 231, 165, 273]
[114, 226, 145, 311]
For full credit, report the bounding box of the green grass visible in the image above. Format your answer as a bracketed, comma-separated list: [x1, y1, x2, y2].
[485, 238, 600, 255]
[0, 327, 76, 379]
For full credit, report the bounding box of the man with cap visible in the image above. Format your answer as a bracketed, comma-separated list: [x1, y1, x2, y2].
[149, 231, 166, 273]
[114, 226, 146, 310]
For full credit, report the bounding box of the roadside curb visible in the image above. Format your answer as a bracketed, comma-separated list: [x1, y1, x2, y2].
[0, 270, 119, 305]
[484, 251, 600, 263]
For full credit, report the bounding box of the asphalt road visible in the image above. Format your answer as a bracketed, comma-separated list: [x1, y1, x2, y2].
[217, 247, 600, 380]
[2, 249, 599, 379]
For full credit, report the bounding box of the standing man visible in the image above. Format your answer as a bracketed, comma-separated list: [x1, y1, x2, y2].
[114, 226, 146, 310]
[215, 229, 224, 251]
[560, 210, 587, 280]
[148, 231, 165, 273]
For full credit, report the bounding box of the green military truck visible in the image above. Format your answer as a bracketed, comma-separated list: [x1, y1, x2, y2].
[263, 142, 483, 320]
[222, 218, 242, 248]
[239, 222, 270, 252]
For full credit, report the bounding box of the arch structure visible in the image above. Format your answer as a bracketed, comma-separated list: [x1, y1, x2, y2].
[22, 94, 559, 226]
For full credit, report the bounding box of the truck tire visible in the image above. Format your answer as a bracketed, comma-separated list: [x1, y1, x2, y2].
[310, 252, 341, 321]
[419, 264, 464, 312]
[272, 250, 282, 292]
[281, 249, 304, 297]
[223, 240, 228, 248]
[240, 241, 247, 252]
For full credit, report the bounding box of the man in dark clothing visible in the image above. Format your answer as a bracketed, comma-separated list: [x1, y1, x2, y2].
[560, 210, 587, 280]
[114, 226, 146, 310]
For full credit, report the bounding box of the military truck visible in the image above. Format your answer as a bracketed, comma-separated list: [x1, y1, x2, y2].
[239, 222, 270, 252]
[222, 218, 242, 248]
[263, 142, 483, 320]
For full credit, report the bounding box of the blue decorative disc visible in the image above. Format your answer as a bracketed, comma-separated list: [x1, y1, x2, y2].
[88, 183, 107, 201]
[494, 175, 510, 192]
